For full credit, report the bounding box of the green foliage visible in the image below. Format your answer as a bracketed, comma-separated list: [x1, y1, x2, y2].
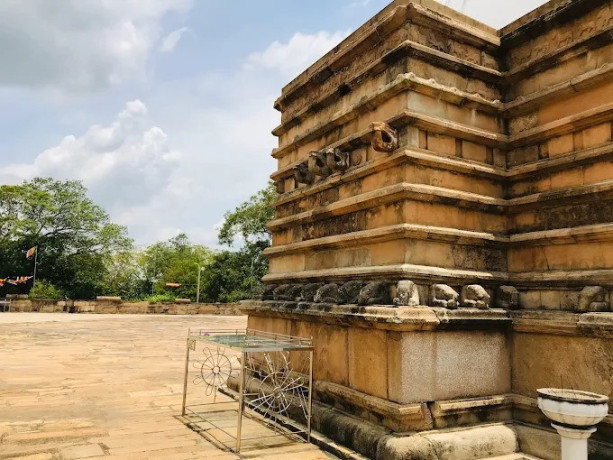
[140, 233, 214, 300]
[0, 178, 132, 299]
[199, 241, 269, 303]
[29, 281, 63, 300]
[0, 179, 276, 304]
[198, 183, 277, 303]
[144, 293, 176, 303]
[103, 250, 148, 300]
[217, 183, 276, 247]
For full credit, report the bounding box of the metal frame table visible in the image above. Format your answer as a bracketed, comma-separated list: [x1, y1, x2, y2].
[181, 328, 313, 453]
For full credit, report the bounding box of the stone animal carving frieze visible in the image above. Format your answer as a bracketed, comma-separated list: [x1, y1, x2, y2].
[460, 285, 491, 310]
[371, 122, 399, 153]
[357, 282, 391, 306]
[302, 283, 324, 302]
[314, 284, 340, 303]
[394, 280, 420, 307]
[578, 286, 609, 312]
[339, 281, 365, 304]
[325, 148, 350, 173]
[293, 161, 314, 185]
[495, 286, 519, 310]
[274, 180, 285, 194]
[261, 284, 278, 301]
[273, 284, 303, 302]
[430, 284, 459, 309]
[308, 151, 333, 178]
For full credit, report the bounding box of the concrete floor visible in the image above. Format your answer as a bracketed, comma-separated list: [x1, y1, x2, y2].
[0, 313, 331, 459]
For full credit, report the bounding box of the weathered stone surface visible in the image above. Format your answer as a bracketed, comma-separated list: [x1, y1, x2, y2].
[308, 151, 332, 178]
[96, 296, 122, 303]
[314, 284, 340, 303]
[325, 148, 350, 173]
[460, 285, 491, 309]
[293, 161, 313, 185]
[357, 282, 391, 306]
[371, 122, 399, 153]
[0, 314, 330, 459]
[393, 280, 420, 306]
[257, 0, 613, 457]
[578, 286, 609, 312]
[272, 284, 293, 301]
[260, 284, 278, 300]
[301, 283, 324, 302]
[496, 286, 519, 310]
[430, 284, 459, 309]
[286, 284, 304, 301]
[338, 280, 364, 304]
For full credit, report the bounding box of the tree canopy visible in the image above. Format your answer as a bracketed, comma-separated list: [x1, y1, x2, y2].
[0, 179, 276, 302]
[203, 183, 276, 301]
[217, 183, 276, 247]
[0, 178, 131, 298]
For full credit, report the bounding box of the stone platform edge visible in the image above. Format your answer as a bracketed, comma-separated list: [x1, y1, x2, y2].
[3, 299, 245, 316]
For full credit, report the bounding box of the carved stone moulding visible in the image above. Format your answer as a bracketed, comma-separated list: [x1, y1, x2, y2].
[578, 286, 609, 312]
[293, 162, 314, 185]
[461, 285, 491, 310]
[371, 122, 399, 153]
[281, 120, 393, 194]
[499, 285, 612, 312]
[258, 281, 613, 312]
[260, 280, 512, 310]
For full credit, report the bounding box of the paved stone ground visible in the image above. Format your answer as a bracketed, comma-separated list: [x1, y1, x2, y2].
[0, 313, 332, 460]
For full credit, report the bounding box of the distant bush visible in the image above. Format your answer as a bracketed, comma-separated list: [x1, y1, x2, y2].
[29, 281, 63, 300]
[145, 293, 176, 303]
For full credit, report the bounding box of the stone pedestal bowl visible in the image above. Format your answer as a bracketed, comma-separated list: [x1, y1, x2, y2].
[537, 388, 609, 427]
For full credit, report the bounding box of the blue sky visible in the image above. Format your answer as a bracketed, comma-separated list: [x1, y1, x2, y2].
[0, 0, 547, 247]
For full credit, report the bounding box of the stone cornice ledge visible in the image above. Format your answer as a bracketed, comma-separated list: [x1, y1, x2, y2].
[263, 264, 508, 285]
[244, 301, 511, 331]
[277, 2, 499, 109]
[511, 310, 613, 338]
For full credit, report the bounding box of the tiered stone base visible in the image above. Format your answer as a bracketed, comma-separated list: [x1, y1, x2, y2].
[245, 302, 613, 459]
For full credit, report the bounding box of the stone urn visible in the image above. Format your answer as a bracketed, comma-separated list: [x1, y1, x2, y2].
[537, 388, 609, 460]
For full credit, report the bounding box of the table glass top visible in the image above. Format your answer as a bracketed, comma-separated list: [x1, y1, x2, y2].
[187, 329, 313, 352]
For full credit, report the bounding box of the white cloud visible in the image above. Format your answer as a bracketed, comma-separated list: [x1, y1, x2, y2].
[0, 0, 192, 91]
[159, 27, 190, 53]
[1, 100, 182, 237]
[0, 30, 351, 247]
[244, 30, 350, 76]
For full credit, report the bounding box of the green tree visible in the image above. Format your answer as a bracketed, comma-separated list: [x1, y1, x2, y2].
[0, 177, 132, 298]
[28, 281, 63, 300]
[199, 183, 276, 302]
[137, 233, 214, 301]
[217, 183, 276, 247]
[103, 250, 148, 300]
[199, 243, 267, 303]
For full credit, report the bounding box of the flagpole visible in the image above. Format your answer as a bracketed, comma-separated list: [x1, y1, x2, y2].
[32, 246, 38, 288]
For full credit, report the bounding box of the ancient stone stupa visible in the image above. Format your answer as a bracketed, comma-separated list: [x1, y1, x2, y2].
[246, 0, 613, 458]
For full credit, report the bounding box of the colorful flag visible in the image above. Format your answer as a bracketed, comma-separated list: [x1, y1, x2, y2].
[26, 247, 37, 259]
[2, 276, 33, 286]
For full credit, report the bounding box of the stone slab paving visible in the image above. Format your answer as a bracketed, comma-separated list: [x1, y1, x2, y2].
[0, 313, 332, 459]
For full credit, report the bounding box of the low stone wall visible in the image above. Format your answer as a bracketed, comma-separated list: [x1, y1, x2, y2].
[6, 299, 245, 316]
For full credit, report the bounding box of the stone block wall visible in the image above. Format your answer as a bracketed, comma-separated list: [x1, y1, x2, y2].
[253, 1, 613, 457]
[5, 299, 244, 316]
